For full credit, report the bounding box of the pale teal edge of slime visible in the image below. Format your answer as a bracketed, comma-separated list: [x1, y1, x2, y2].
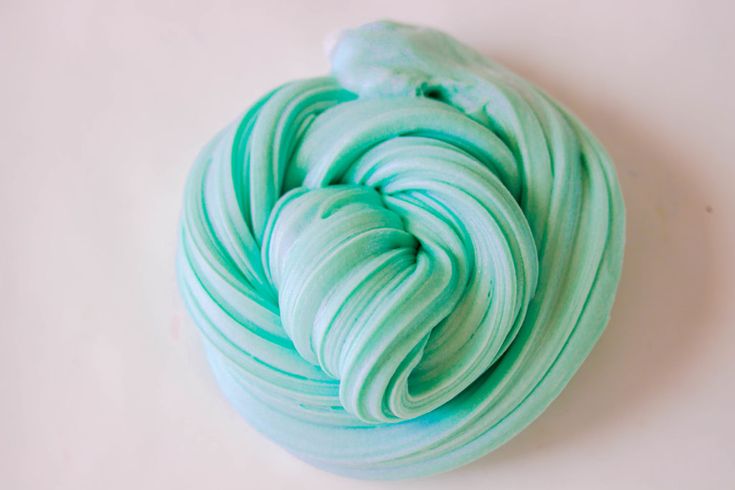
[175, 21, 626, 479]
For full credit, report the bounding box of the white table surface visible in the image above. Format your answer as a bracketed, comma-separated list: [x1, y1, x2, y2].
[3, 1, 734, 488]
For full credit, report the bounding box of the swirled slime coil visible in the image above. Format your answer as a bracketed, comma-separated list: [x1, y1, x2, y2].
[176, 20, 625, 480]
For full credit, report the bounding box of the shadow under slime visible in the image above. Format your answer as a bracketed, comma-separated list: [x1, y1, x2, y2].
[444, 55, 718, 476]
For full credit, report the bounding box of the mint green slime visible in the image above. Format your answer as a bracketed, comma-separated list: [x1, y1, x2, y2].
[177, 21, 625, 479]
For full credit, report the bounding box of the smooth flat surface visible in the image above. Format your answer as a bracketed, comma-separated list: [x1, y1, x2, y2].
[2, 1, 734, 489]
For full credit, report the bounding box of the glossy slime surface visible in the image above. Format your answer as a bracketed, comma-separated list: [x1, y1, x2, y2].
[176, 21, 625, 479]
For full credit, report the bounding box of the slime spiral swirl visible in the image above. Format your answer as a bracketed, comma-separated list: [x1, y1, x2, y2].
[176, 21, 625, 479]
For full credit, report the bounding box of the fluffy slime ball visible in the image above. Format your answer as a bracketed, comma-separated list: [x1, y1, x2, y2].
[177, 21, 625, 479]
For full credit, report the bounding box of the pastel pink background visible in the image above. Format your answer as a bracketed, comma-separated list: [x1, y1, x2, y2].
[2, 1, 734, 488]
